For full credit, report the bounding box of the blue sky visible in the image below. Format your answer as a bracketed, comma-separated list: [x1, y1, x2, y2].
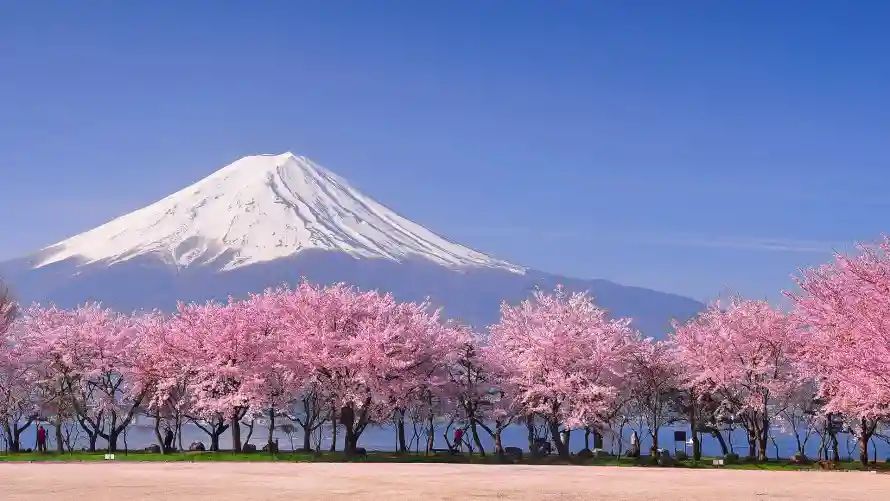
[1, 1, 888, 302]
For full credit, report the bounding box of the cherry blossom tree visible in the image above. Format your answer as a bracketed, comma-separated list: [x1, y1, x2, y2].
[671, 297, 798, 461]
[447, 329, 499, 456]
[788, 236, 890, 466]
[16, 303, 157, 452]
[0, 283, 30, 452]
[18, 304, 96, 449]
[0, 320, 41, 452]
[0, 281, 15, 337]
[487, 286, 636, 458]
[261, 285, 332, 452]
[138, 311, 196, 454]
[243, 289, 306, 453]
[167, 298, 272, 452]
[775, 379, 820, 458]
[276, 281, 456, 455]
[626, 337, 683, 456]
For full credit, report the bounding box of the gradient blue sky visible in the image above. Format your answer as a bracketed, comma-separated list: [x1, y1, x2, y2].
[1, 1, 888, 302]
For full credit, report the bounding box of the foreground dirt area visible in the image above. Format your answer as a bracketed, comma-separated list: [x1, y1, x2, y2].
[1, 462, 889, 500]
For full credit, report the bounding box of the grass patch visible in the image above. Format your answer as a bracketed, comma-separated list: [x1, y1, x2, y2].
[1, 450, 887, 472]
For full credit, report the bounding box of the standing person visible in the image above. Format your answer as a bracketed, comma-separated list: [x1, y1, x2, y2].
[453, 428, 464, 453]
[36, 425, 47, 453]
[163, 427, 175, 452]
[629, 430, 640, 458]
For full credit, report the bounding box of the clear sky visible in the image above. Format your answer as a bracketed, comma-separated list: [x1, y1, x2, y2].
[1, 1, 888, 303]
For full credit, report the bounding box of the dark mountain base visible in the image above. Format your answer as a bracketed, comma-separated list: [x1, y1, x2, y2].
[1, 250, 702, 337]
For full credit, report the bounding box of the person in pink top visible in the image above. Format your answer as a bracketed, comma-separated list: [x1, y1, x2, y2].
[453, 428, 464, 452]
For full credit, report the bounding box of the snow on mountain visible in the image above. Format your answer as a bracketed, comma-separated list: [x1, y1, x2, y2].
[35, 152, 524, 273]
[1, 151, 704, 337]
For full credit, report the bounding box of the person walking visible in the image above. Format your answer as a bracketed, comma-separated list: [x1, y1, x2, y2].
[453, 428, 464, 453]
[36, 425, 47, 453]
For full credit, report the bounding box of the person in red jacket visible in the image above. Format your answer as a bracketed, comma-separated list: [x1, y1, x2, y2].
[453, 428, 464, 452]
[36, 425, 47, 453]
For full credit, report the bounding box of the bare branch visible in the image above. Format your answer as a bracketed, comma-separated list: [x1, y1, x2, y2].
[0, 279, 17, 335]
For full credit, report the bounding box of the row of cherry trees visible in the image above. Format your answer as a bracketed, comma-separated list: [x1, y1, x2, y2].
[1, 236, 889, 464]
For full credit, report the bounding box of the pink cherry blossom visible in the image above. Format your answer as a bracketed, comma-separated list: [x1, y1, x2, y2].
[486, 285, 636, 457]
[671, 297, 799, 460]
[788, 236, 890, 465]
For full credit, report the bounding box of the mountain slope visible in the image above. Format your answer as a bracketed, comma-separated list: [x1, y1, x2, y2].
[2, 153, 703, 336]
[35, 153, 522, 273]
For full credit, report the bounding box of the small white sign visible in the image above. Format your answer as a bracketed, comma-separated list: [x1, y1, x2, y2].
[104, 454, 115, 460]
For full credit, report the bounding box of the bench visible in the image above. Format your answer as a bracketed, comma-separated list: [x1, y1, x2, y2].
[431, 448, 460, 455]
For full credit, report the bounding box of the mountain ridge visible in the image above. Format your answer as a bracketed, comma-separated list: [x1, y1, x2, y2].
[2, 152, 704, 336]
[35, 152, 522, 273]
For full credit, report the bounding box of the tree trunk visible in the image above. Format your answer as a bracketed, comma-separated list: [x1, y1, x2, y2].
[6, 418, 35, 453]
[176, 415, 184, 452]
[343, 425, 359, 455]
[200, 419, 230, 453]
[593, 429, 603, 449]
[267, 408, 276, 455]
[53, 415, 64, 453]
[302, 426, 312, 452]
[757, 416, 769, 461]
[153, 416, 165, 455]
[859, 418, 874, 467]
[231, 418, 242, 453]
[243, 420, 254, 445]
[3, 422, 19, 452]
[688, 401, 700, 460]
[88, 430, 99, 452]
[396, 414, 407, 453]
[329, 409, 338, 453]
[830, 433, 840, 461]
[859, 435, 869, 466]
[425, 415, 434, 454]
[711, 429, 729, 456]
[526, 415, 536, 455]
[584, 427, 591, 450]
[470, 421, 485, 456]
[615, 422, 626, 459]
[548, 421, 569, 458]
[108, 430, 121, 452]
[494, 426, 504, 455]
[340, 405, 359, 455]
[649, 427, 660, 456]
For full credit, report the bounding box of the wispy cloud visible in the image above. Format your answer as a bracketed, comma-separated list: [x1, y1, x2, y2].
[660, 181, 890, 206]
[454, 227, 845, 254]
[619, 233, 842, 254]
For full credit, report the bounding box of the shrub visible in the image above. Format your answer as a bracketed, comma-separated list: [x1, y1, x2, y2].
[657, 450, 675, 466]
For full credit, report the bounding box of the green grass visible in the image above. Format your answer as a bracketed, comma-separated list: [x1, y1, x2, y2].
[1, 450, 886, 472]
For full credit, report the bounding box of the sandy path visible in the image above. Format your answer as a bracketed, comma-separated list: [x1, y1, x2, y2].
[0, 462, 887, 500]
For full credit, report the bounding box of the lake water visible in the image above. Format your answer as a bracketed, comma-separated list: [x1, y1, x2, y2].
[11, 416, 889, 461]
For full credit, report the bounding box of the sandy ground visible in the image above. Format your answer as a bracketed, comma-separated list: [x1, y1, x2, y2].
[1, 462, 888, 500]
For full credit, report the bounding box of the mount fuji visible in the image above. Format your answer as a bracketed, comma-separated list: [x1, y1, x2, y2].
[0, 153, 702, 335]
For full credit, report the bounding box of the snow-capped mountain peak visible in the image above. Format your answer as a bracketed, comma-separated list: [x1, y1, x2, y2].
[35, 153, 525, 273]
